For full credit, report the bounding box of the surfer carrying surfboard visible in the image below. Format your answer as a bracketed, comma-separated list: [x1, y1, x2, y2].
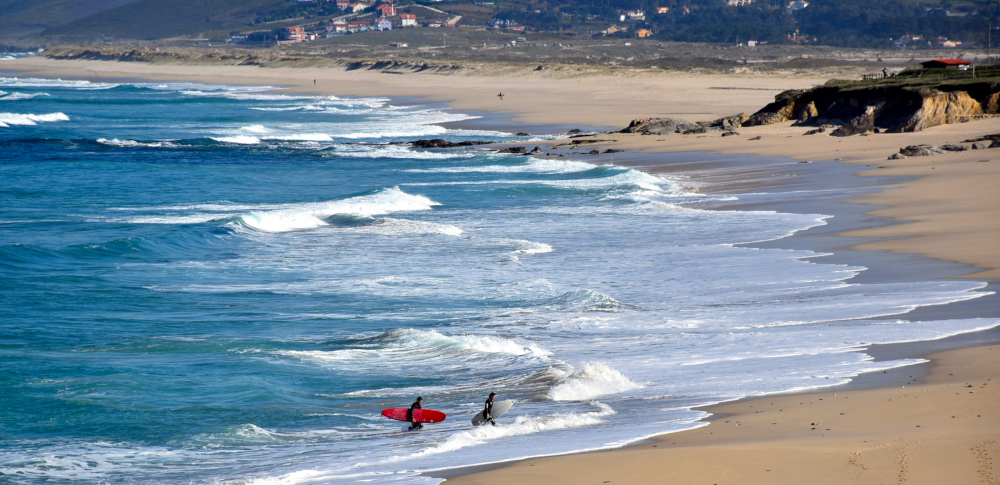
[407, 397, 424, 430]
[483, 392, 497, 426]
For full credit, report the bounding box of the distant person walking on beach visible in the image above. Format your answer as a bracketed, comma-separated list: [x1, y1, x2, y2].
[882, 67, 888, 79]
[407, 396, 424, 430]
[483, 392, 497, 426]
[497, 92, 504, 100]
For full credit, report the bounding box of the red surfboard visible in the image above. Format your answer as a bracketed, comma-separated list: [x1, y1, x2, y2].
[381, 408, 447, 423]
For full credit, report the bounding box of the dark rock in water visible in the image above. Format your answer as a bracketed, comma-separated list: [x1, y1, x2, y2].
[748, 136, 762, 141]
[412, 139, 494, 148]
[497, 146, 528, 154]
[972, 142, 988, 150]
[711, 113, 748, 129]
[804, 127, 827, 135]
[721, 131, 739, 137]
[898, 145, 945, 157]
[888, 153, 907, 160]
[567, 129, 583, 134]
[530, 146, 543, 153]
[940, 144, 968, 152]
[603, 149, 622, 153]
[682, 126, 707, 135]
[588, 149, 601, 155]
[831, 106, 876, 137]
[620, 117, 700, 135]
[516, 132, 530, 137]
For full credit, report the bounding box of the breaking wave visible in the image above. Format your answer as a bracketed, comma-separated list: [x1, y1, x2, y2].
[236, 187, 440, 233]
[278, 328, 551, 366]
[97, 138, 178, 148]
[548, 362, 643, 401]
[0, 91, 50, 101]
[0, 111, 69, 127]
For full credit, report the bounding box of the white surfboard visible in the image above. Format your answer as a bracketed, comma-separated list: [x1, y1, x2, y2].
[471, 400, 513, 426]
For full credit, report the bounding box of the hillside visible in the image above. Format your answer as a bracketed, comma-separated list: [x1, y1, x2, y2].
[32, 0, 302, 42]
[0, 0, 142, 39]
[2, 0, 997, 48]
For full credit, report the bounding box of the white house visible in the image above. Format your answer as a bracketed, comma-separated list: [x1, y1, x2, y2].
[788, 1, 809, 11]
[400, 14, 417, 27]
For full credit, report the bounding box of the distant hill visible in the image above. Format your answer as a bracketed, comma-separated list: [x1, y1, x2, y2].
[2, 0, 996, 49]
[0, 0, 143, 39]
[38, 0, 301, 41]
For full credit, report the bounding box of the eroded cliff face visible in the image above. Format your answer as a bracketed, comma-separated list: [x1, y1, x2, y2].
[745, 80, 999, 134]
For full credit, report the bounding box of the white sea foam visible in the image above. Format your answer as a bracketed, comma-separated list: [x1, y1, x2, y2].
[210, 135, 261, 144]
[485, 238, 554, 255]
[350, 217, 464, 236]
[0, 77, 118, 90]
[548, 362, 642, 401]
[0, 111, 69, 127]
[544, 169, 671, 193]
[0, 91, 49, 101]
[392, 402, 616, 461]
[278, 329, 551, 365]
[264, 133, 334, 142]
[407, 158, 596, 174]
[237, 187, 440, 233]
[240, 124, 270, 133]
[328, 143, 474, 160]
[96, 138, 178, 148]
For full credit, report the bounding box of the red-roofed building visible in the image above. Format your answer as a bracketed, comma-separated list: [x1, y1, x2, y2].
[920, 59, 971, 70]
[400, 14, 417, 27]
[283, 26, 306, 42]
[376, 3, 395, 17]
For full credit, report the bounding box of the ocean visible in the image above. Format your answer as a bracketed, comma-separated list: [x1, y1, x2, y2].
[0, 74, 995, 484]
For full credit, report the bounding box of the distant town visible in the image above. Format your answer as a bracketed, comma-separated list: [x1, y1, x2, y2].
[227, 0, 974, 51]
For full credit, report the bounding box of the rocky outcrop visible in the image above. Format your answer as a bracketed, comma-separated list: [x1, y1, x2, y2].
[746, 90, 803, 126]
[831, 105, 876, 137]
[898, 145, 946, 157]
[710, 113, 748, 129]
[745, 79, 1000, 134]
[620, 117, 701, 135]
[412, 139, 493, 148]
[894, 91, 983, 132]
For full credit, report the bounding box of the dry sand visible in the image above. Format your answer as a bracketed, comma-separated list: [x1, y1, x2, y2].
[4, 56, 999, 484]
[0, 56, 823, 128]
[446, 345, 1000, 485]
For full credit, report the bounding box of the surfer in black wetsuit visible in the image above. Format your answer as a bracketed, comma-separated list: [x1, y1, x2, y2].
[484, 392, 497, 426]
[407, 397, 423, 430]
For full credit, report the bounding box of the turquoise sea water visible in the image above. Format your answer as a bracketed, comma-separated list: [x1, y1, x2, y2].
[0, 75, 996, 484]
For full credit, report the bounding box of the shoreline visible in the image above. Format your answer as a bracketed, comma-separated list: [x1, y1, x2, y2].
[3, 57, 998, 484]
[433, 147, 1000, 482]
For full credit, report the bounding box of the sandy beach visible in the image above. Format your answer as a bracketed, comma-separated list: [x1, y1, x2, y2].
[3, 55, 998, 484]
[445, 344, 999, 485]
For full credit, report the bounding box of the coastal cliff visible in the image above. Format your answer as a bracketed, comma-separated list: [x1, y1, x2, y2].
[745, 78, 999, 134]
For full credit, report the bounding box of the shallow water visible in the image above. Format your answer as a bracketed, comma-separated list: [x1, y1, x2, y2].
[0, 75, 995, 484]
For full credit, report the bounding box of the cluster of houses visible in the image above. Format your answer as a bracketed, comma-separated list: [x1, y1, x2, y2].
[229, 0, 421, 44]
[724, 0, 808, 9]
[895, 35, 964, 50]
